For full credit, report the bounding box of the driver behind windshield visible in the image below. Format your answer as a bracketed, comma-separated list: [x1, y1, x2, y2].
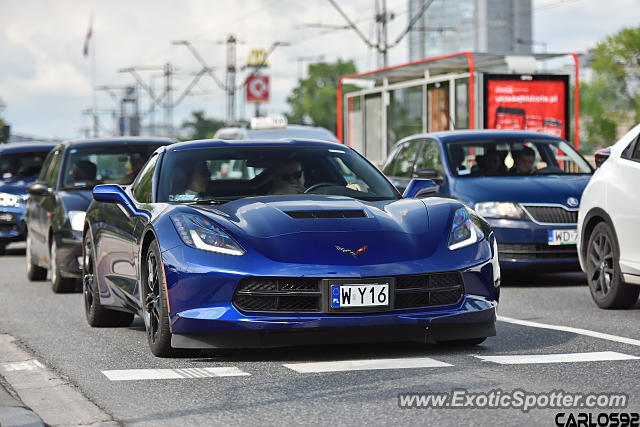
[269, 160, 306, 195]
[510, 146, 536, 175]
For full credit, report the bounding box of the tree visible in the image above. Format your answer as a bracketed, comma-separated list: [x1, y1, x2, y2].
[581, 27, 640, 151]
[180, 110, 225, 140]
[286, 60, 357, 133]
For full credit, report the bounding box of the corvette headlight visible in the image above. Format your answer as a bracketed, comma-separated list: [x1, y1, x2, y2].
[171, 213, 244, 256]
[0, 192, 20, 207]
[448, 207, 486, 250]
[68, 211, 86, 232]
[474, 202, 526, 219]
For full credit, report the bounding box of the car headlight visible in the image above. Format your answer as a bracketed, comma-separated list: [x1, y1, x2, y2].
[474, 202, 527, 219]
[68, 211, 86, 232]
[448, 207, 486, 250]
[0, 192, 20, 207]
[171, 213, 244, 256]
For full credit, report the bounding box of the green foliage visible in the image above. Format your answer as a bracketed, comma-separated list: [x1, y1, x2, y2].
[180, 111, 225, 141]
[581, 26, 640, 150]
[286, 60, 357, 133]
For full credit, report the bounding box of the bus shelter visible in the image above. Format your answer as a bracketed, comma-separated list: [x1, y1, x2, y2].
[336, 51, 580, 164]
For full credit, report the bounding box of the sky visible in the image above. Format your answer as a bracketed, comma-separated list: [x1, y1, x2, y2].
[1, 0, 639, 140]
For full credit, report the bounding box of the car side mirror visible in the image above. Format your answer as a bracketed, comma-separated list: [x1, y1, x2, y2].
[403, 178, 438, 198]
[27, 182, 51, 196]
[594, 148, 611, 168]
[413, 167, 444, 184]
[93, 184, 149, 219]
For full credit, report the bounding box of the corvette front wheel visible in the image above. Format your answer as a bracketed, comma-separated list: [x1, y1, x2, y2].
[143, 240, 175, 357]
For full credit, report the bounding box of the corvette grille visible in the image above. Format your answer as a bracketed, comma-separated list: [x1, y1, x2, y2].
[233, 273, 464, 313]
[522, 205, 578, 224]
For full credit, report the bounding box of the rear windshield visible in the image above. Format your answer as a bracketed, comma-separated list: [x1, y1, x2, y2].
[0, 150, 51, 179]
[446, 138, 593, 177]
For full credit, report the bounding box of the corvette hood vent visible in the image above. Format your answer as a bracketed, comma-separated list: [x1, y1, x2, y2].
[285, 210, 366, 219]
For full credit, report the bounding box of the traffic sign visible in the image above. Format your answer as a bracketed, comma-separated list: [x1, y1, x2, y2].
[246, 75, 269, 103]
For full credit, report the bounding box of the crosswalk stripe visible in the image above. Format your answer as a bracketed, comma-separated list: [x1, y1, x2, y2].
[475, 351, 640, 365]
[102, 367, 251, 381]
[283, 357, 452, 373]
[498, 315, 640, 347]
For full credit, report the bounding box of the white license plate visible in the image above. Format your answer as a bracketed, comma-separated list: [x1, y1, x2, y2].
[548, 229, 578, 246]
[330, 284, 389, 308]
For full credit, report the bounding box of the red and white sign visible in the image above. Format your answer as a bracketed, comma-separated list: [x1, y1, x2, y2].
[246, 75, 270, 103]
[485, 76, 568, 138]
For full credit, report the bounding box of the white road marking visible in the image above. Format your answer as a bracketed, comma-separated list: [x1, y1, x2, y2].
[283, 357, 452, 373]
[101, 367, 250, 381]
[498, 315, 640, 347]
[1, 360, 45, 371]
[476, 351, 639, 365]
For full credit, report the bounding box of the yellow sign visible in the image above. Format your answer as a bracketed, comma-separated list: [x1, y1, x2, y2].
[246, 49, 269, 68]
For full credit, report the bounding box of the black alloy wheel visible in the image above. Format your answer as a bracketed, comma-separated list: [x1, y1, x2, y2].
[83, 233, 134, 327]
[143, 240, 175, 357]
[586, 222, 639, 309]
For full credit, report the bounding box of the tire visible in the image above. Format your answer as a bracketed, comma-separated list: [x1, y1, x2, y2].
[50, 239, 78, 293]
[586, 222, 639, 309]
[83, 234, 134, 327]
[26, 235, 47, 281]
[142, 239, 176, 357]
[437, 337, 487, 346]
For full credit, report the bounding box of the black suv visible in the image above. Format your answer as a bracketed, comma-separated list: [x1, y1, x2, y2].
[25, 137, 174, 292]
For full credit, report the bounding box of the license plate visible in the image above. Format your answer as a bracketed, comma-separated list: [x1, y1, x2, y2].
[548, 229, 578, 246]
[330, 284, 389, 308]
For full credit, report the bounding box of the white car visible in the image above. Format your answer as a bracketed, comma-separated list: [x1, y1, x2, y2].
[577, 123, 640, 308]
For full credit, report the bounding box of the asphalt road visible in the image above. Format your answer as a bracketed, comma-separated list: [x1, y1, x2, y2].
[1, 242, 640, 426]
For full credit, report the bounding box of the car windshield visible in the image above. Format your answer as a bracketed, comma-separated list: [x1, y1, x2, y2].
[61, 145, 160, 189]
[445, 138, 593, 177]
[158, 146, 399, 203]
[0, 150, 51, 179]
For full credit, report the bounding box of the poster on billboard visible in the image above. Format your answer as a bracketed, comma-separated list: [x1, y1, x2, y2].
[484, 74, 569, 138]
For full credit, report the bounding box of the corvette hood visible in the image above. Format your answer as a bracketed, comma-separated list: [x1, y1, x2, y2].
[454, 175, 591, 207]
[195, 196, 448, 264]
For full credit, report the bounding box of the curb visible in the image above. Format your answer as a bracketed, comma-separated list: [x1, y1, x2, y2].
[0, 379, 46, 427]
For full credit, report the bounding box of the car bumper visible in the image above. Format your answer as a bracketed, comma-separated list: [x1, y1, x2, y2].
[57, 231, 83, 278]
[488, 218, 579, 270]
[0, 206, 27, 245]
[161, 240, 500, 349]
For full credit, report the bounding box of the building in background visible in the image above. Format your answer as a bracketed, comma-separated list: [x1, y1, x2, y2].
[408, 0, 532, 61]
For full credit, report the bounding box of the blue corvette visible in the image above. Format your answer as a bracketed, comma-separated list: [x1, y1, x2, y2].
[83, 139, 500, 357]
[383, 131, 593, 271]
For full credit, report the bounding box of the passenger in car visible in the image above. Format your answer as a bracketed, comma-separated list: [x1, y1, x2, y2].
[510, 146, 536, 175]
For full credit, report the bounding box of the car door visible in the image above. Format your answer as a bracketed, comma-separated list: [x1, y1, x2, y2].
[610, 135, 640, 273]
[381, 139, 423, 193]
[97, 154, 158, 308]
[28, 146, 63, 263]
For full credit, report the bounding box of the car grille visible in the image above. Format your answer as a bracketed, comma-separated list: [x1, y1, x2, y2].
[522, 205, 578, 224]
[233, 273, 464, 313]
[498, 243, 578, 260]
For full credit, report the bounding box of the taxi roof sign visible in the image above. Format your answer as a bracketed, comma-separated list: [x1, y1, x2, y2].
[250, 115, 288, 130]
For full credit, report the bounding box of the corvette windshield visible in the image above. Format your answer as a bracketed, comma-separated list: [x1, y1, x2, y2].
[446, 138, 593, 177]
[158, 146, 400, 202]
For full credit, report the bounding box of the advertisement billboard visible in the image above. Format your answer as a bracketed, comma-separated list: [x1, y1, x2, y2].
[484, 74, 569, 138]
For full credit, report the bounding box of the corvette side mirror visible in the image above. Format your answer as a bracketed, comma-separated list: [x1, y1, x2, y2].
[403, 179, 438, 198]
[93, 184, 149, 219]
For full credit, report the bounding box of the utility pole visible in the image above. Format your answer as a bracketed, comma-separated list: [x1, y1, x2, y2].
[164, 62, 173, 136]
[327, 0, 435, 68]
[226, 34, 237, 123]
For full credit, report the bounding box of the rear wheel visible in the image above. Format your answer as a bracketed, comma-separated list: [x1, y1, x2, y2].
[143, 240, 175, 357]
[26, 235, 47, 281]
[586, 222, 639, 309]
[83, 234, 134, 327]
[50, 239, 77, 293]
